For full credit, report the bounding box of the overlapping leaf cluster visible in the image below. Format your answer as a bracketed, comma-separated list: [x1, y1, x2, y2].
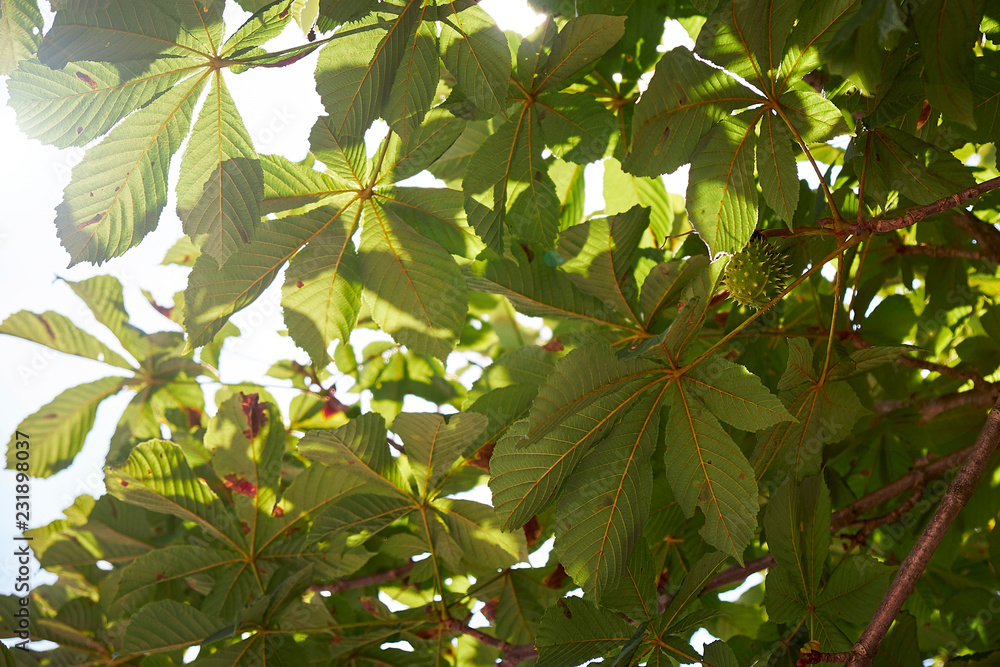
[3, 0, 1000, 664]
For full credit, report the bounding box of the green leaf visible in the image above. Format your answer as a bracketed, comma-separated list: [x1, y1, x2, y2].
[312, 493, 414, 541]
[281, 213, 362, 368]
[204, 391, 285, 547]
[393, 412, 487, 497]
[534, 14, 627, 92]
[538, 92, 614, 164]
[384, 5, 438, 137]
[55, 72, 205, 266]
[758, 112, 800, 224]
[0, 0, 41, 74]
[184, 197, 360, 349]
[358, 199, 467, 360]
[0, 310, 132, 370]
[120, 599, 227, 656]
[554, 396, 658, 602]
[686, 112, 759, 256]
[7, 56, 198, 149]
[535, 598, 634, 667]
[525, 346, 658, 445]
[780, 0, 863, 83]
[682, 355, 794, 432]
[308, 114, 368, 185]
[663, 382, 759, 561]
[516, 17, 556, 90]
[623, 47, 756, 177]
[6, 376, 126, 477]
[439, 3, 511, 118]
[377, 107, 466, 184]
[292, 0, 319, 35]
[317, 0, 376, 31]
[177, 72, 263, 264]
[602, 540, 658, 621]
[603, 158, 675, 247]
[466, 249, 634, 330]
[113, 545, 239, 614]
[37, 0, 221, 68]
[695, 2, 765, 83]
[913, 0, 984, 129]
[752, 378, 866, 480]
[816, 555, 893, 621]
[107, 439, 247, 548]
[660, 551, 729, 631]
[703, 640, 739, 667]
[298, 413, 411, 497]
[434, 498, 527, 569]
[260, 154, 353, 214]
[64, 275, 147, 362]
[556, 206, 648, 323]
[463, 110, 558, 250]
[779, 88, 849, 144]
[639, 256, 708, 330]
[221, 0, 294, 57]
[763, 476, 831, 605]
[313, 7, 413, 139]
[377, 187, 485, 257]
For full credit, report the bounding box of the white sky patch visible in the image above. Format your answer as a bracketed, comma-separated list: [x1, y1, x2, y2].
[717, 572, 763, 601]
[479, 0, 545, 34]
[378, 591, 410, 613]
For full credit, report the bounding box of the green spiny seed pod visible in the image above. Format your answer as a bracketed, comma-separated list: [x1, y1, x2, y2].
[724, 239, 790, 309]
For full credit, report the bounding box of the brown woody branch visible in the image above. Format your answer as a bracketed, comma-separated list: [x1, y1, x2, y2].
[844, 394, 1000, 667]
[853, 176, 1000, 234]
[309, 560, 416, 594]
[889, 242, 992, 261]
[952, 211, 1000, 261]
[874, 382, 999, 422]
[443, 619, 536, 665]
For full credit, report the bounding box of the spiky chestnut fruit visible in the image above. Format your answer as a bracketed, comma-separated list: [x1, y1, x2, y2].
[724, 239, 790, 309]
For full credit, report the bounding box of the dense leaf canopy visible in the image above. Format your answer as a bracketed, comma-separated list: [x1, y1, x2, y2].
[2, 0, 1000, 666]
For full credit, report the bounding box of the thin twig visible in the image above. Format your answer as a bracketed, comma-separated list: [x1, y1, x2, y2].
[309, 561, 416, 594]
[845, 394, 1000, 667]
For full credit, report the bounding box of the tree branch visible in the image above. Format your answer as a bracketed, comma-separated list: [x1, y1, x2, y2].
[309, 561, 416, 594]
[874, 383, 998, 422]
[854, 176, 1000, 234]
[845, 394, 1000, 667]
[443, 619, 537, 665]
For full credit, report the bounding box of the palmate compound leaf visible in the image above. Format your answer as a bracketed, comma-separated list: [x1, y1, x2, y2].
[176, 71, 263, 264]
[281, 213, 362, 368]
[358, 198, 467, 361]
[107, 439, 248, 549]
[535, 597, 634, 667]
[433, 498, 528, 570]
[555, 205, 649, 324]
[0, 309, 133, 370]
[686, 110, 760, 256]
[298, 412, 411, 498]
[682, 355, 794, 432]
[0, 0, 41, 75]
[184, 196, 360, 349]
[752, 339, 867, 480]
[462, 106, 560, 252]
[54, 72, 207, 266]
[260, 154, 354, 215]
[623, 46, 758, 178]
[662, 382, 759, 561]
[392, 411, 488, 498]
[120, 599, 227, 657]
[490, 348, 662, 530]
[554, 394, 659, 603]
[6, 376, 127, 477]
